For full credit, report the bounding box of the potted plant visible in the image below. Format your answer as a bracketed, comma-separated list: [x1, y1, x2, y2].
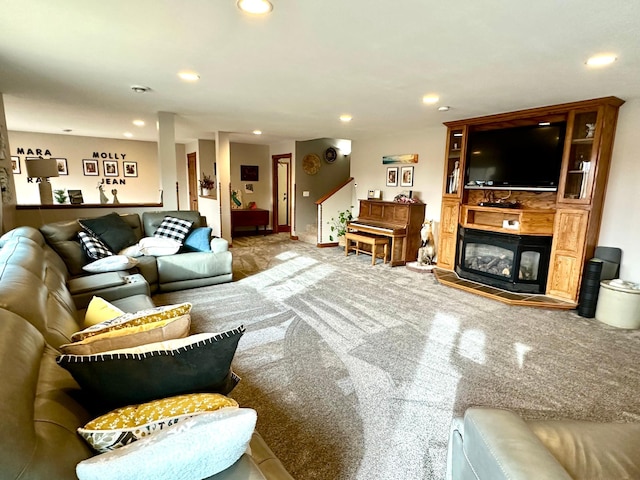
[53, 189, 67, 204]
[328, 207, 354, 245]
[199, 175, 215, 196]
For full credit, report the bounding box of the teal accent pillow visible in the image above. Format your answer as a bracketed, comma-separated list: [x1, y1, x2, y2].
[79, 213, 138, 253]
[182, 227, 212, 253]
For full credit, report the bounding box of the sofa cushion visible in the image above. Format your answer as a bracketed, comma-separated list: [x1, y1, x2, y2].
[83, 255, 138, 273]
[153, 216, 194, 244]
[57, 327, 245, 408]
[0, 311, 93, 480]
[75, 409, 257, 480]
[60, 314, 190, 355]
[40, 219, 89, 276]
[71, 303, 192, 342]
[84, 296, 125, 328]
[182, 227, 212, 253]
[78, 393, 238, 452]
[78, 231, 113, 260]
[79, 213, 138, 253]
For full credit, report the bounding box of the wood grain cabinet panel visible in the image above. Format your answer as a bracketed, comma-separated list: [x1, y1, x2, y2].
[546, 209, 589, 300]
[437, 199, 460, 270]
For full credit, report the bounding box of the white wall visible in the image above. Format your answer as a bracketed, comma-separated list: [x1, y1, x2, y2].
[8, 131, 161, 205]
[350, 126, 446, 223]
[230, 142, 271, 222]
[599, 98, 640, 282]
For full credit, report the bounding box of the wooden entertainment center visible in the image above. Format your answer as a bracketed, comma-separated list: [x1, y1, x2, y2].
[436, 97, 624, 305]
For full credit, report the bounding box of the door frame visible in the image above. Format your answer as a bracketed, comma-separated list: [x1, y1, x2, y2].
[272, 153, 292, 233]
[187, 152, 198, 212]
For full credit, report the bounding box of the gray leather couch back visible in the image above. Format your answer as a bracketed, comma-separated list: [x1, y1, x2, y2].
[0, 227, 80, 347]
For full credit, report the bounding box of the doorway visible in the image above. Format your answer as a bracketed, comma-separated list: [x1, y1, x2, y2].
[272, 154, 291, 233]
[187, 152, 198, 211]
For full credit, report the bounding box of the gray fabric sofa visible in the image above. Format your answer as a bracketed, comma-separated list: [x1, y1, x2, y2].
[0, 226, 293, 480]
[448, 407, 640, 479]
[39, 210, 232, 294]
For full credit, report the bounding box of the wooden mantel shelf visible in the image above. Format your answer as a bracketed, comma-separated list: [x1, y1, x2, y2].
[460, 205, 555, 236]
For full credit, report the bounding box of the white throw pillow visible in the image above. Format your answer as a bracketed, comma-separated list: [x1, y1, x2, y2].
[137, 237, 181, 256]
[75, 408, 257, 480]
[83, 255, 139, 273]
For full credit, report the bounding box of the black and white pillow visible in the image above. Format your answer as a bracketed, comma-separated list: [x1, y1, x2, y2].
[153, 216, 194, 244]
[78, 231, 113, 260]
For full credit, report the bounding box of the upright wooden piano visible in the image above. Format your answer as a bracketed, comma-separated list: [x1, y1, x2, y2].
[348, 199, 426, 266]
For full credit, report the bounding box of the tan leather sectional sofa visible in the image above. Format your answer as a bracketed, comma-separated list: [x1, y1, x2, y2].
[0, 225, 293, 480]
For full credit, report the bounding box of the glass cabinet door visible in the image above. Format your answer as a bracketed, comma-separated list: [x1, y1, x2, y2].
[444, 128, 464, 196]
[560, 110, 598, 202]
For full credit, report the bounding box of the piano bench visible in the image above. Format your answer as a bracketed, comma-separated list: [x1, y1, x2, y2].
[345, 232, 389, 265]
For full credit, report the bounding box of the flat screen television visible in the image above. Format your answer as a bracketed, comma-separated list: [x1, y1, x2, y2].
[465, 123, 566, 190]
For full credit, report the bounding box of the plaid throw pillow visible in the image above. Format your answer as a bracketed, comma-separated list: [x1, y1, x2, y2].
[78, 231, 114, 260]
[153, 216, 194, 244]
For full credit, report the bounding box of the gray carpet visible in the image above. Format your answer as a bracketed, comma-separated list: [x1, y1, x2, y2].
[154, 234, 640, 480]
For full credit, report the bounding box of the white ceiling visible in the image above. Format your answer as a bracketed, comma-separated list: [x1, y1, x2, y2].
[1, 1, 639, 145]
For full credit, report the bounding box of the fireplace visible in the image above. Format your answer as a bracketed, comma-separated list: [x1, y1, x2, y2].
[455, 227, 552, 294]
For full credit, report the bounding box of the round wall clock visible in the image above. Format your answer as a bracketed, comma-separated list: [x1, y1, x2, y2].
[302, 153, 321, 175]
[324, 147, 338, 163]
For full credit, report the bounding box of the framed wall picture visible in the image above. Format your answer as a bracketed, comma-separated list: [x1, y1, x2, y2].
[103, 160, 118, 177]
[240, 165, 259, 181]
[386, 166, 398, 187]
[55, 158, 68, 175]
[82, 159, 99, 176]
[123, 161, 138, 177]
[68, 190, 84, 204]
[400, 166, 414, 187]
[11, 156, 20, 174]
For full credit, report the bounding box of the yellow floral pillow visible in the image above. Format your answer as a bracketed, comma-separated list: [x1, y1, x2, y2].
[72, 302, 192, 342]
[78, 393, 238, 453]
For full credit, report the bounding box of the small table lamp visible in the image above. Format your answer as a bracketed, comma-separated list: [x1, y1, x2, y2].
[26, 158, 59, 204]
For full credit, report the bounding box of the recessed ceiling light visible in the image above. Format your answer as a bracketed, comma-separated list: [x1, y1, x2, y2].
[178, 72, 200, 81]
[253, 130, 262, 135]
[133, 120, 145, 127]
[131, 85, 151, 93]
[438, 106, 450, 111]
[586, 54, 617, 67]
[422, 94, 440, 104]
[123, 132, 133, 138]
[237, 0, 273, 14]
[339, 114, 352, 122]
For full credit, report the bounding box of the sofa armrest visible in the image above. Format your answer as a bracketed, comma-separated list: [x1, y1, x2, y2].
[450, 407, 572, 480]
[211, 237, 229, 253]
